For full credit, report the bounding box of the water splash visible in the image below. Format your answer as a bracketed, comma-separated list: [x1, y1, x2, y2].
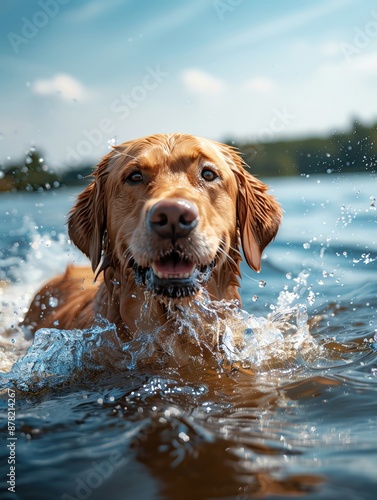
[0, 286, 316, 392]
[220, 301, 314, 372]
[1, 319, 125, 392]
[0, 218, 86, 373]
[1, 218, 317, 390]
[119, 285, 315, 373]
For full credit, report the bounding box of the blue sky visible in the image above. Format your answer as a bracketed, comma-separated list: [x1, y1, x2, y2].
[1, 0, 377, 169]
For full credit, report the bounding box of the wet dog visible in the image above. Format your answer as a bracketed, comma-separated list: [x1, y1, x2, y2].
[22, 134, 282, 340]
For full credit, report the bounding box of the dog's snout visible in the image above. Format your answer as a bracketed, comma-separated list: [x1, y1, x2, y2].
[148, 199, 199, 239]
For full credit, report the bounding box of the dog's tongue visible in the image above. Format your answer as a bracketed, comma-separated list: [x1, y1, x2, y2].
[152, 258, 195, 279]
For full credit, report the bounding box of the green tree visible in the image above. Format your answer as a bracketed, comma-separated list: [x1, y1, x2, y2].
[0, 149, 59, 192]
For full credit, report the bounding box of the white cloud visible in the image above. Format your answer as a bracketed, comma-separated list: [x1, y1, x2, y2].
[181, 69, 225, 94]
[243, 77, 276, 93]
[32, 73, 90, 102]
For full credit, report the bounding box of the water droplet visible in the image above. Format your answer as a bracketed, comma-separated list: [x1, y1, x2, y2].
[303, 243, 311, 249]
[48, 297, 58, 308]
[252, 295, 258, 302]
[258, 280, 266, 288]
[179, 432, 190, 443]
[286, 272, 292, 280]
[108, 136, 118, 149]
[307, 291, 316, 305]
[296, 304, 308, 327]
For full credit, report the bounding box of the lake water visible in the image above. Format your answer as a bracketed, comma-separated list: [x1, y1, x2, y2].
[0, 172, 376, 500]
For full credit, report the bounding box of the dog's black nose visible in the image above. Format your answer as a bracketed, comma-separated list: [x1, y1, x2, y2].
[148, 199, 199, 239]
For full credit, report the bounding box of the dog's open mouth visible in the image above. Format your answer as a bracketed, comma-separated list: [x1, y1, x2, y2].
[133, 250, 215, 299]
[151, 252, 195, 280]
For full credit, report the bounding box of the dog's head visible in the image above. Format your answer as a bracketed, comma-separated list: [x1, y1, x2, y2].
[68, 134, 282, 300]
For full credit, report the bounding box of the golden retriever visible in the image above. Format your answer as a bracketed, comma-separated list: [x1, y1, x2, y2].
[22, 134, 282, 341]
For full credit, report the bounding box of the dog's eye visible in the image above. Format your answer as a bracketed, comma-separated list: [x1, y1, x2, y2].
[201, 168, 218, 182]
[126, 171, 143, 184]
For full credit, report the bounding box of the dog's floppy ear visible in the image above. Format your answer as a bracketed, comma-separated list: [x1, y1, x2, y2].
[229, 150, 282, 272]
[67, 155, 109, 273]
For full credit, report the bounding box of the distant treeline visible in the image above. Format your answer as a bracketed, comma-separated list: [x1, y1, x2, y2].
[0, 120, 376, 192]
[232, 120, 377, 177]
[0, 150, 93, 193]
